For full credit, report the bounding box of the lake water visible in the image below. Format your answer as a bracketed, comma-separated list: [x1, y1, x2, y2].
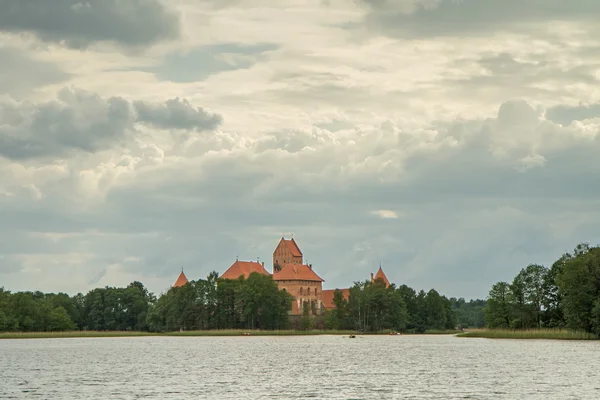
[1, 334, 598, 399]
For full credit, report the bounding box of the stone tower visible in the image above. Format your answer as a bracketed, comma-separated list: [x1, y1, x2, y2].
[272, 237, 303, 273]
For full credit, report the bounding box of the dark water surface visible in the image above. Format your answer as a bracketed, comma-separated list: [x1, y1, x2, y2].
[1, 334, 598, 399]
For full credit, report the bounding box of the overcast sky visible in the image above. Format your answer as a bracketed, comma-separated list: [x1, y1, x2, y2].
[1, 0, 600, 300]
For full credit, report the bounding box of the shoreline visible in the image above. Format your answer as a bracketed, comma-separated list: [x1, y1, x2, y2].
[457, 328, 598, 341]
[5, 329, 596, 341]
[0, 329, 461, 340]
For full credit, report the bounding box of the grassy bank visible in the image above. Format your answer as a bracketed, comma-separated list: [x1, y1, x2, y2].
[457, 328, 598, 340]
[421, 329, 463, 335]
[0, 328, 464, 339]
[0, 331, 157, 339]
[165, 329, 359, 337]
[0, 330, 361, 339]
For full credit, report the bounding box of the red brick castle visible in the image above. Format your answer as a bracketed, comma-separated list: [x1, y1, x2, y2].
[173, 236, 390, 316]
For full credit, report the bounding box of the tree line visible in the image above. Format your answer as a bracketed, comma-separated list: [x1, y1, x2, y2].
[485, 243, 600, 336]
[0, 281, 155, 332]
[0, 271, 486, 333]
[323, 280, 470, 332]
[147, 272, 292, 331]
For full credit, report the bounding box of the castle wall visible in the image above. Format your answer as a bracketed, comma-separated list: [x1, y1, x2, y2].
[276, 280, 323, 315]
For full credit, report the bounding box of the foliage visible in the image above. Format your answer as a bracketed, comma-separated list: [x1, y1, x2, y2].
[324, 280, 456, 333]
[1, 271, 464, 334]
[0, 282, 153, 332]
[483, 242, 600, 337]
[147, 272, 293, 331]
[448, 297, 486, 328]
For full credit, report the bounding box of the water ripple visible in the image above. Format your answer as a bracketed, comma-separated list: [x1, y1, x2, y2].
[0, 335, 599, 399]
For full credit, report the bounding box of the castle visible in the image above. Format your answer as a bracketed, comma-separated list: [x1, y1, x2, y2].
[172, 236, 390, 315]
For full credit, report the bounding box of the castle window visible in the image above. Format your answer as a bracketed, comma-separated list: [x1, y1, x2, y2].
[308, 288, 311, 295]
[300, 287, 303, 295]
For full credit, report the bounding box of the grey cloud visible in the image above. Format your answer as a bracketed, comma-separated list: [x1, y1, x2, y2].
[0, 88, 223, 160]
[357, 0, 600, 38]
[0, 0, 179, 48]
[546, 103, 600, 125]
[0, 89, 135, 160]
[3, 99, 600, 298]
[134, 98, 223, 131]
[107, 99, 600, 212]
[0, 47, 70, 97]
[435, 53, 600, 108]
[87, 268, 108, 286]
[0, 255, 22, 274]
[148, 43, 278, 83]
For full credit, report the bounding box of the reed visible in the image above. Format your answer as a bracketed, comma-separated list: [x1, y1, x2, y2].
[422, 329, 463, 335]
[0, 331, 156, 339]
[0, 329, 361, 339]
[457, 328, 598, 340]
[165, 329, 358, 337]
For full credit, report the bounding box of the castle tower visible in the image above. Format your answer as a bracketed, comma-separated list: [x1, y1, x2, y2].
[371, 265, 391, 288]
[272, 236, 303, 273]
[173, 270, 189, 288]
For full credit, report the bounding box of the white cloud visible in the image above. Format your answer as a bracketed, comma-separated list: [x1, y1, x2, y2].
[371, 210, 400, 219]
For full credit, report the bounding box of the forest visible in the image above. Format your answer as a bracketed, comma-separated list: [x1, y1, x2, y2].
[0, 270, 484, 333]
[485, 243, 600, 335]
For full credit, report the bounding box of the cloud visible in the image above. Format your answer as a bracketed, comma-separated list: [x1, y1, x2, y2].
[0, 47, 70, 96]
[356, 0, 600, 38]
[3, 95, 599, 298]
[546, 103, 600, 125]
[2, 0, 600, 301]
[0, 88, 222, 160]
[0, 0, 179, 48]
[147, 43, 279, 83]
[371, 210, 399, 219]
[133, 98, 223, 131]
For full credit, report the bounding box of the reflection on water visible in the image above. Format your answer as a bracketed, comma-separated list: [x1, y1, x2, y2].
[1, 334, 599, 399]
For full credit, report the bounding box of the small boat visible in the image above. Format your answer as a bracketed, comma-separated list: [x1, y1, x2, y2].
[348, 334, 356, 338]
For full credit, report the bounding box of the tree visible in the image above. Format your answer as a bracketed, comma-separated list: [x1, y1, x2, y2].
[485, 282, 512, 328]
[450, 297, 486, 328]
[542, 257, 566, 328]
[556, 245, 600, 333]
[424, 289, 447, 331]
[48, 307, 76, 331]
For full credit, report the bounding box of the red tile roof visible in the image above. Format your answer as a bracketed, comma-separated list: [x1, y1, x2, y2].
[173, 271, 189, 288]
[373, 266, 391, 287]
[321, 288, 350, 308]
[220, 260, 270, 280]
[272, 263, 323, 282]
[283, 238, 302, 257]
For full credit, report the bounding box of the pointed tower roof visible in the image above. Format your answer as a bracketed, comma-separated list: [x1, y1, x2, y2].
[373, 266, 391, 288]
[173, 271, 189, 288]
[277, 237, 302, 257]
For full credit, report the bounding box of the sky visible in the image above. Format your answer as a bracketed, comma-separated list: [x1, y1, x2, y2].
[1, 0, 600, 300]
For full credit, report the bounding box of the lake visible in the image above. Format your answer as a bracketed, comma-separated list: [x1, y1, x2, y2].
[1, 334, 598, 399]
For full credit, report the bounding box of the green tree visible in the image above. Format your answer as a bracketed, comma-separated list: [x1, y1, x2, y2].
[485, 282, 512, 328]
[300, 301, 312, 330]
[542, 257, 566, 328]
[556, 244, 600, 334]
[48, 307, 76, 331]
